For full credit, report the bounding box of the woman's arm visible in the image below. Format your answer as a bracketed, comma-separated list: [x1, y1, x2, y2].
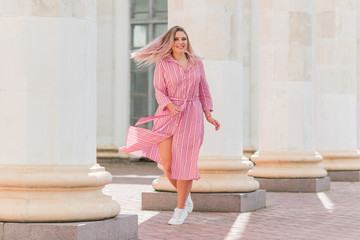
[199, 62, 220, 131]
[154, 60, 181, 116]
[199, 61, 214, 113]
[153, 61, 172, 110]
[204, 110, 211, 117]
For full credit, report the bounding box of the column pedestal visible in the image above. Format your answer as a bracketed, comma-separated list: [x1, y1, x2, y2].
[327, 171, 360, 181]
[0, 164, 120, 222]
[319, 150, 360, 181]
[254, 177, 330, 192]
[97, 145, 130, 164]
[0, 215, 138, 240]
[142, 156, 266, 212]
[142, 190, 266, 213]
[250, 152, 330, 192]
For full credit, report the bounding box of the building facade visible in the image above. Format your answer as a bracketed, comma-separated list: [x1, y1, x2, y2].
[96, 0, 360, 182]
[96, 0, 258, 158]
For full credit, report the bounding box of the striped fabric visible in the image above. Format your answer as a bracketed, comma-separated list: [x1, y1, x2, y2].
[120, 53, 213, 180]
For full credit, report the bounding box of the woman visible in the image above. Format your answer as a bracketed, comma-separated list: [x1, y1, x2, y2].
[120, 26, 220, 225]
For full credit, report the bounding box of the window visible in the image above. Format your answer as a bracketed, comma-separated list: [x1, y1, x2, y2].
[130, 0, 168, 128]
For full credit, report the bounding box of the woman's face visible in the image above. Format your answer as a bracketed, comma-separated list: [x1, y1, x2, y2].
[172, 31, 187, 55]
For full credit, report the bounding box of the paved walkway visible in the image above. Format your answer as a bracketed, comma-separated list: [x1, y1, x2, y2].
[103, 163, 360, 240]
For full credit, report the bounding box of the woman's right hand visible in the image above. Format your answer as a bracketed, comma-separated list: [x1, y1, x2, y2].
[166, 103, 181, 116]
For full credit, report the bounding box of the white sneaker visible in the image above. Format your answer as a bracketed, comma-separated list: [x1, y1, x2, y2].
[168, 208, 188, 225]
[185, 193, 193, 213]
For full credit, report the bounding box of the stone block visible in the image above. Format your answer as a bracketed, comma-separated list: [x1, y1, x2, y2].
[1, 214, 137, 240]
[142, 190, 266, 212]
[0, 222, 3, 239]
[327, 170, 360, 181]
[255, 176, 330, 192]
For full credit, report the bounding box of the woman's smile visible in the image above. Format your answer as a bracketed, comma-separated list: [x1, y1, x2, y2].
[172, 31, 187, 54]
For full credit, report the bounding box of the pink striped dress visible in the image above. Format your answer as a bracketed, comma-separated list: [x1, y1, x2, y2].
[119, 53, 213, 180]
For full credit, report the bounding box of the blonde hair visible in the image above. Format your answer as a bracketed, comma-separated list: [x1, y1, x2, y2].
[131, 25, 200, 66]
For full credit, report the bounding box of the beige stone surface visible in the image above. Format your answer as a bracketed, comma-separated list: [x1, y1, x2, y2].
[250, 151, 327, 178]
[319, 150, 360, 170]
[288, 46, 312, 81]
[96, 0, 130, 148]
[0, 16, 97, 166]
[0, 164, 120, 222]
[357, 0, 360, 149]
[289, 12, 312, 46]
[169, 0, 242, 61]
[0, 0, 96, 21]
[242, 0, 256, 151]
[97, 145, 130, 159]
[317, 11, 335, 38]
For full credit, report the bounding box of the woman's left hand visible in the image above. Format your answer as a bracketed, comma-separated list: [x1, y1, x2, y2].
[206, 116, 220, 131]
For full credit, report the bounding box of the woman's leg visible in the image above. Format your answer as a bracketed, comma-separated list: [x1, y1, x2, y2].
[157, 136, 177, 189]
[176, 180, 193, 209]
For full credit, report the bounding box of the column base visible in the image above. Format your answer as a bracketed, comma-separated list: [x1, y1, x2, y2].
[0, 164, 120, 222]
[243, 146, 256, 158]
[142, 190, 266, 212]
[97, 145, 130, 164]
[0, 215, 138, 240]
[255, 176, 330, 192]
[250, 151, 327, 178]
[319, 150, 360, 170]
[327, 170, 360, 181]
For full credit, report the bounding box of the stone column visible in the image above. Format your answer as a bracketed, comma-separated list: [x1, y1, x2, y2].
[315, 0, 360, 181]
[96, 0, 130, 161]
[0, 1, 120, 222]
[358, 0, 360, 152]
[243, 0, 258, 158]
[249, 0, 329, 192]
[152, 0, 259, 194]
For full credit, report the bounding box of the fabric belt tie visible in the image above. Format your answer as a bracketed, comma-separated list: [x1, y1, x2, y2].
[169, 97, 199, 102]
[135, 97, 199, 126]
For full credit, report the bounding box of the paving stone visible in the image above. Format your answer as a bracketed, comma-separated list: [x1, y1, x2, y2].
[1, 215, 137, 240]
[102, 164, 360, 240]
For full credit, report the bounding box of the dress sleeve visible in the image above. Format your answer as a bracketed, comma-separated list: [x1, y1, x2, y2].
[154, 60, 172, 111]
[199, 61, 214, 112]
